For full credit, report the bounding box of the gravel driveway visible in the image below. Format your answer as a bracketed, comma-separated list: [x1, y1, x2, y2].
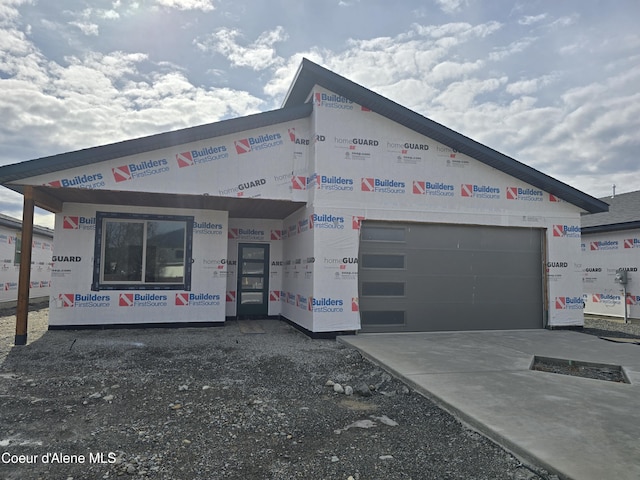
[2, 304, 633, 480]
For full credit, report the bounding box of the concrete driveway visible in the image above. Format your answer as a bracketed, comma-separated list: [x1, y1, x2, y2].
[338, 330, 640, 480]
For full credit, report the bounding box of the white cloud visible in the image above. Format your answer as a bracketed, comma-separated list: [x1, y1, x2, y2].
[196, 26, 288, 71]
[435, 0, 468, 14]
[506, 75, 555, 95]
[518, 14, 547, 26]
[68, 21, 99, 36]
[488, 37, 536, 61]
[154, 0, 215, 11]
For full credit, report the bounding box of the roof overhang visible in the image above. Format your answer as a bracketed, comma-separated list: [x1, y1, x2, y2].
[0, 103, 312, 185]
[580, 221, 640, 235]
[13, 185, 306, 220]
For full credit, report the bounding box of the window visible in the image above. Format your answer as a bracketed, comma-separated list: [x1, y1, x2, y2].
[92, 212, 194, 291]
[361, 225, 406, 242]
[13, 234, 21, 265]
[362, 282, 405, 296]
[361, 254, 405, 269]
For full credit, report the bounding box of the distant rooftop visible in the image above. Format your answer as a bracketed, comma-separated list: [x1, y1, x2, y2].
[581, 190, 640, 233]
[0, 213, 54, 238]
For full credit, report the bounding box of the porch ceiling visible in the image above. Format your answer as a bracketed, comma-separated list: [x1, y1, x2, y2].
[23, 185, 306, 219]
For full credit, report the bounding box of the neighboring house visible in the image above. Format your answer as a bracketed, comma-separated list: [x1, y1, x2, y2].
[0, 213, 53, 304]
[0, 59, 606, 336]
[581, 190, 640, 320]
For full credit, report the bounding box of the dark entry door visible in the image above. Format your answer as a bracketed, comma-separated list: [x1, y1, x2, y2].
[237, 244, 270, 317]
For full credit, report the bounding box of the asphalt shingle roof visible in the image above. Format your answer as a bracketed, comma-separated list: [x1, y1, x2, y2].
[581, 190, 640, 233]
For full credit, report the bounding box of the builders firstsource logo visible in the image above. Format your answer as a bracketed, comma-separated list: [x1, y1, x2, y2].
[59, 293, 110, 308]
[624, 238, 640, 249]
[175, 293, 221, 306]
[311, 297, 344, 313]
[591, 293, 621, 305]
[552, 225, 581, 238]
[413, 181, 454, 197]
[63, 216, 96, 231]
[315, 174, 354, 191]
[234, 132, 283, 155]
[193, 221, 224, 235]
[112, 159, 169, 183]
[119, 293, 168, 307]
[314, 92, 354, 110]
[626, 294, 640, 305]
[590, 240, 619, 251]
[47, 172, 105, 189]
[461, 184, 500, 199]
[361, 178, 406, 194]
[311, 213, 345, 230]
[176, 144, 228, 168]
[506, 187, 543, 202]
[228, 228, 265, 240]
[554, 296, 583, 310]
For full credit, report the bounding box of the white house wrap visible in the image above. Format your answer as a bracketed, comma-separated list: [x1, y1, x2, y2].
[0, 59, 607, 334]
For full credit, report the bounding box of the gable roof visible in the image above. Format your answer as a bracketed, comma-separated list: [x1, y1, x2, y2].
[284, 59, 607, 214]
[581, 190, 640, 233]
[0, 58, 607, 214]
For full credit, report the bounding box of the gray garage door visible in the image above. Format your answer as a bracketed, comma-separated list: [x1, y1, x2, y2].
[358, 222, 544, 332]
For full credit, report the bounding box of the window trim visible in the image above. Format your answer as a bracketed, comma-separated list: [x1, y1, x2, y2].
[92, 211, 194, 291]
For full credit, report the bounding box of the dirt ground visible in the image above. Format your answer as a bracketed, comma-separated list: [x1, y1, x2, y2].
[0, 304, 568, 480]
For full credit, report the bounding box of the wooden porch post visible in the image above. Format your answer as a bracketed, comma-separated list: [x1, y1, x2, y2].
[15, 186, 35, 346]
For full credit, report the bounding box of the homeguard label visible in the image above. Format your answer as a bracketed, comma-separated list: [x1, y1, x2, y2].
[52, 256, 81, 262]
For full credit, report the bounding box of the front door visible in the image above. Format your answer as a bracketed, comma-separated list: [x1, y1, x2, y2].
[236, 243, 269, 317]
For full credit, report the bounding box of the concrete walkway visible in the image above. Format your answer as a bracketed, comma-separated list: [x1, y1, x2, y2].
[338, 330, 640, 480]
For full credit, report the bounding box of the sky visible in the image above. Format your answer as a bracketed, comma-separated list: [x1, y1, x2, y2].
[1, 0, 639, 228]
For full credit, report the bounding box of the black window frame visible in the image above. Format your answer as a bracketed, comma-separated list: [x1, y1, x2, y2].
[92, 211, 194, 291]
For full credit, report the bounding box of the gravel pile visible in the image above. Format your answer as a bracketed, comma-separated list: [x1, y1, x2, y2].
[0, 304, 557, 480]
[582, 315, 640, 340]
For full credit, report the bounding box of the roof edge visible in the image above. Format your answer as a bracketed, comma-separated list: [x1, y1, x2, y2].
[0, 103, 313, 185]
[284, 59, 608, 214]
[581, 221, 640, 234]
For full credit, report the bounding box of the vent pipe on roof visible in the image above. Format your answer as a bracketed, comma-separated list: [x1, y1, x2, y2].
[612, 184, 616, 198]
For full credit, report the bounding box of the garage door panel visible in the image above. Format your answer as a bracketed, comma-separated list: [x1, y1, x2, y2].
[359, 221, 543, 332]
[408, 248, 540, 275]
